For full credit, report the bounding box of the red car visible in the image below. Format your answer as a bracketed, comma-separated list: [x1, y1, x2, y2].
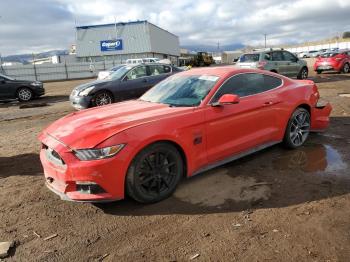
[38, 68, 332, 203]
[313, 50, 350, 74]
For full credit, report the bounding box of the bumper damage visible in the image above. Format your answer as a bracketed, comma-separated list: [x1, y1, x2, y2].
[310, 101, 332, 132]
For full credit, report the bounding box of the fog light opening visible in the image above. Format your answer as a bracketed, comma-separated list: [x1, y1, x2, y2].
[76, 181, 106, 194]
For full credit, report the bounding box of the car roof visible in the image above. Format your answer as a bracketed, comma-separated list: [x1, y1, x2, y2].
[178, 66, 279, 78]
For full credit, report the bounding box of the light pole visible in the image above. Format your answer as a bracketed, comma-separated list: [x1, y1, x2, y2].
[264, 34, 267, 48]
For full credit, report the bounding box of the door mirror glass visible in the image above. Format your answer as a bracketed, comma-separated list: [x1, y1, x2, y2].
[212, 94, 240, 106]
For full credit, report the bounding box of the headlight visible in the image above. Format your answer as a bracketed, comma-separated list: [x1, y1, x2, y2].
[74, 144, 125, 161]
[78, 86, 95, 96]
[31, 81, 42, 86]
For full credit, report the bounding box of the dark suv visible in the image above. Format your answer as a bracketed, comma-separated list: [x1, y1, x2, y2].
[70, 63, 183, 109]
[236, 49, 309, 79]
[0, 73, 45, 102]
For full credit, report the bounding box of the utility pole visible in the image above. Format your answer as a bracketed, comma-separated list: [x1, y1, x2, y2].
[264, 34, 267, 48]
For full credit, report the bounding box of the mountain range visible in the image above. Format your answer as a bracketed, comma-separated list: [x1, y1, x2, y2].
[1, 43, 243, 63]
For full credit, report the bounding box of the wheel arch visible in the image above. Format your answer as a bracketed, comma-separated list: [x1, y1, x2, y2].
[90, 89, 115, 105]
[16, 85, 34, 94]
[129, 139, 188, 178]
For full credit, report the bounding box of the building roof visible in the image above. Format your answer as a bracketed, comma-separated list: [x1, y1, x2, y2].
[76, 20, 147, 30]
[76, 20, 178, 38]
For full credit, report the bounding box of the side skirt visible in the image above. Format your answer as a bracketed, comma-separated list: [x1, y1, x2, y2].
[191, 141, 282, 177]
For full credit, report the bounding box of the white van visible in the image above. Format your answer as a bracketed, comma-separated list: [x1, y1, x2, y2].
[125, 59, 143, 64]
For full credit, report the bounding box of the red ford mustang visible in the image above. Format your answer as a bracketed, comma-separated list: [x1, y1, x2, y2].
[38, 67, 332, 203]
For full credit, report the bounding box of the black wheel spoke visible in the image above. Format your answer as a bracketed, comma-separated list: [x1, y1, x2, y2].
[140, 175, 155, 185]
[144, 156, 154, 170]
[161, 177, 169, 188]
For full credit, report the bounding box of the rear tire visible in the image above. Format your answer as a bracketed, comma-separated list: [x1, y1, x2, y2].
[126, 142, 183, 203]
[297, 67, 308, 79]
[342, 63, 350, 74]
[283, 108, 310, 149]
[17, 87, 33, 102]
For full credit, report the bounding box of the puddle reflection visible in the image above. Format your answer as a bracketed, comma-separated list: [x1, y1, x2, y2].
[273, 144, 347, 173]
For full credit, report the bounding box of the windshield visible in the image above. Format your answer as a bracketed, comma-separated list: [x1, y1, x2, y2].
[0, 74, 14, 80]
[239, 54, 260, 62]
[320, 52, 339, 58]
[140, 75, 219, 107]
[110, 65, 124, 71]
[107, 65, 133, 80]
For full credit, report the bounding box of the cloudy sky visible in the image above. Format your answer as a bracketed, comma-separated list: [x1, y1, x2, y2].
[1, 0, 350, 55]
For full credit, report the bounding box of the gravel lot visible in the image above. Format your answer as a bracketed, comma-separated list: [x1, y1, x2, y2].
[1, 66, 350, 261]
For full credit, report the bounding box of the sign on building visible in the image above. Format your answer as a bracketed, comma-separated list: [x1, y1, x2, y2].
[100, 39, 123, 51]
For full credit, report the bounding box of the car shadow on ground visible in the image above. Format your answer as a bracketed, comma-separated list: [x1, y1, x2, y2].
[310, 73, 350, 83]
[96, 122, 350, 216]
[0, 153, 43, 178]
[0, 95, 69, 109]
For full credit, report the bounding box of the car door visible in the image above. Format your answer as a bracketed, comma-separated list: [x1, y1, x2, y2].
[271, 51, 288, 76]
[204, 73, 283, 163]
[0, 76, 14, 99]
[282, 51, 300, 77]
[118, 65, 150, 99]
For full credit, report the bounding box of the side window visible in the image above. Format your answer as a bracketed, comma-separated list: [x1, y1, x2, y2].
[125, 66, 147, 80]
[264, 53, 271, 61]
[211, 73, 282, 102]
[283, 51, 296, 61]
[149, 65, 165, 76]
[271, 51, 283, 61]
[164, 65, 171, 73]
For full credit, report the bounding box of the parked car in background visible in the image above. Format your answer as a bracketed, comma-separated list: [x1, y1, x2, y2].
[39, 67, 331, 203]
[313, 50, 350, 74]
[70, 63, 183, 109]
[126, 58, 161, 65]
[97, 64, 125, 80]
[0, 73, 45, 102]
[298, 50, 318, 58]
[236, 49, 308, 79]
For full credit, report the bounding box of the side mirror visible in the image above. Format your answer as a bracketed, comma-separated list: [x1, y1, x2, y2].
[212, 94, 240, 107]
[0, 79, 5, 84]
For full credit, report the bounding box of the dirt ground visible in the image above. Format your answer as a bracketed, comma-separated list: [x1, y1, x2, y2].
[1, 67, 350, 261]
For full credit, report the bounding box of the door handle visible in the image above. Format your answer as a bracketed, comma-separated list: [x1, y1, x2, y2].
[143, 78, 148, 82]
[264, 101, 274, 105]
[263, 101, 282, 106]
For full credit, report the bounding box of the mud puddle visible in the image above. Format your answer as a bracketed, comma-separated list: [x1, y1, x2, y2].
[175, 168, 271, 208]
[273, 143, 347, 173]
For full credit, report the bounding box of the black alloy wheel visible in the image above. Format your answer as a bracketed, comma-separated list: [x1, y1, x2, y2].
[126, 142, 183, 203]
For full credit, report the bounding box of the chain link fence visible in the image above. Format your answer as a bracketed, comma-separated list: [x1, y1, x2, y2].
[0, 60, 121, 82]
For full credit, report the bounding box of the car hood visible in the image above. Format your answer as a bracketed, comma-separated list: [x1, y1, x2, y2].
[73, 79, 112, 92]
[42, 100, 192, 149]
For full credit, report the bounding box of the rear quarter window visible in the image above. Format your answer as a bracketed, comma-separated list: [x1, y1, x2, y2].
[239, 54, 260, 62]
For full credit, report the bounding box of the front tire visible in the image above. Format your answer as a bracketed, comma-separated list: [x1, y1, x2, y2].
[17, 87, 33, 102]
[92, 91, 114, 107]
[297, 67, 308, 79]
[342, 63, 350, 74]
[283, 108, 310, 149]
[126, 142, 183, 203]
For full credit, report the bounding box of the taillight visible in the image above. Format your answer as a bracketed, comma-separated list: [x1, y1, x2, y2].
[257, 61, 267, 69]
[312, 83, 320, 104]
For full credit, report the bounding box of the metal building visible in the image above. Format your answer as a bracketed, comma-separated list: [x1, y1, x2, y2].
[75, 20, 180, 64]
